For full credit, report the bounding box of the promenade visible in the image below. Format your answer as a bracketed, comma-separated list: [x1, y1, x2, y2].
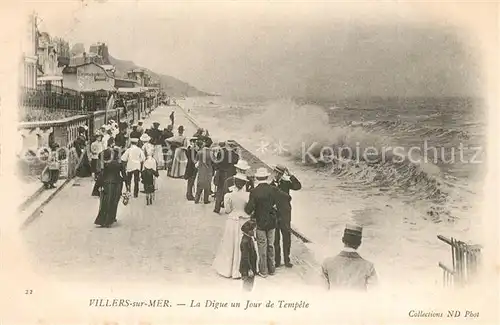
[21, 106, 324, 290]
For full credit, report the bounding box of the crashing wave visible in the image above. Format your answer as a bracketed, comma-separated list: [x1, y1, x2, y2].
[248, 99, 464, 222]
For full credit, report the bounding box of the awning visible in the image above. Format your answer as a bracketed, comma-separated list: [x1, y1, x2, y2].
[79, 88, 116, 93]
[38, 75, 63, 82]
[117, 87, 144, 93]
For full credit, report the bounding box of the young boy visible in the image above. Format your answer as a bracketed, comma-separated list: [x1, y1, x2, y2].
[240, 220, 258, 292]
[141, 153, 159, 205]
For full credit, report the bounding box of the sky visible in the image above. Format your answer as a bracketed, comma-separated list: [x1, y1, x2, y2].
[21, 1, 494, 99]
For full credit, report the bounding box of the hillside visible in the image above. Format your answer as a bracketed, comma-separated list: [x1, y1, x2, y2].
[108, 55, 212, 97]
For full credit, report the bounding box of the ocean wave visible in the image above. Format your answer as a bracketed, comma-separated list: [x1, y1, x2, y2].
[346, 119, 471, 140]
[247, 99, 466, 222]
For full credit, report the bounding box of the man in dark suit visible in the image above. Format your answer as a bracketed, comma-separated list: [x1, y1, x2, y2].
[213, 141, 239, 213]
[270, 164, 302, 268]
[129, 124, 141, 140]
[184, 137, 199, 201]
[244, 168, 286, 277]
[114, 123, 128, 149]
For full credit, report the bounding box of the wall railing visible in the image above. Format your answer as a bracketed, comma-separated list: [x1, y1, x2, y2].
[437, 235, 482, 287]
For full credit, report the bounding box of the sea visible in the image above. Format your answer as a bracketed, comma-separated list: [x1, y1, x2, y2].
[179, 96, 486, 288]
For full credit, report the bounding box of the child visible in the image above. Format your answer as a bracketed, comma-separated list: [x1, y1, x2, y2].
[239, 220, 258, 292]
[141, 153, 159, 205]
[46, 144, 61, 189]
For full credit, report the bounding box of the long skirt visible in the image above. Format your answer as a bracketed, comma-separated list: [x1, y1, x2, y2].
[168, 148, 187, 178]
[94, 182, 123, 227]
[76, 151, 92, 177]
[154, 145, 164, 169]
[212, 215, 251, 278]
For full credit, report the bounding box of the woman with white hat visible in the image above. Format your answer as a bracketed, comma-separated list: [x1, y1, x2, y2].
[212, 172, 253, 278]
[222, 159, 254, 194]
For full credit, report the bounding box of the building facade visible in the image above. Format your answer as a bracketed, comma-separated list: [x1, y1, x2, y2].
[37, 32, 63, 87]
[21, 13, 38, 89]
[62, 62, 115, 92]
[127, 69, 151, 87]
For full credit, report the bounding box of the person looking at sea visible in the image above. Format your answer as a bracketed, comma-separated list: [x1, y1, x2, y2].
[244, 167, 285, 277]
[321, 224, 378, 291]
[271, 164, 301, 268]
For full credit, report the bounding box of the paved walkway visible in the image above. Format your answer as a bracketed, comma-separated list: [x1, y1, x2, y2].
[21, 106, 324, 290]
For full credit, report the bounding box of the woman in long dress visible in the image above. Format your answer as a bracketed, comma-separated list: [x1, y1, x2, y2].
[212, 173, 252, 278]
[94, 147, 128, 227]
[74, 126, 92, 177]
[168, 125, 187, 178]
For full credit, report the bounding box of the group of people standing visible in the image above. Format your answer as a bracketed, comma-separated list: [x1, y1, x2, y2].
[206, 146, 302, 290]
[90, 112, 198, 227]
[69, 109, 378, 292]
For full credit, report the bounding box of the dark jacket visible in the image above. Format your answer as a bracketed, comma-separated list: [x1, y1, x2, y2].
[244, 182, 284, 231]
[275, 189, 292, 222]
[96, 160, 127, 186]
[141, 168, 159, 185]
[239, 234, 257, 276]
[129, 130, 141, 140]
[148, 128, 162, 145]
[271, 175, 302, 195]
[215, 147, 238, 171]
[184, 146, 198, 179]
[115, 132, 127, 149]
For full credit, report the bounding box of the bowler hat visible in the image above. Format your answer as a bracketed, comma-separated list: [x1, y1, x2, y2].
[274, 164, 287, 173]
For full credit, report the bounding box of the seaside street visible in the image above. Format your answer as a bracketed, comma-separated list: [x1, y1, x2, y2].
[21, 106, 324, 289]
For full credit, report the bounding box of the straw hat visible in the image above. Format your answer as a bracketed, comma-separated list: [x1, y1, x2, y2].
[130, 138, 139, 144]
[254, 167, 270, 179]
[140, 133, 151, 142]
[234, 160, 250, 171]
[234, 172, 247, 182]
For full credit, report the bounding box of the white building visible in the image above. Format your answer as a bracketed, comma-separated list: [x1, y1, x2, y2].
[21, 13, 38, 89]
